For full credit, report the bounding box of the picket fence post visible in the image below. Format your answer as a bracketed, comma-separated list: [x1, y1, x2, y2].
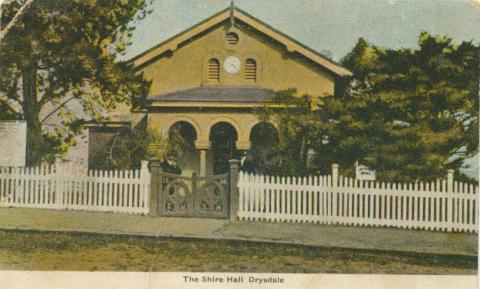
[55, 159, 64, 209]
[332, 164, 339, 186]
[447, 170, 454, 193]
[446, 169, 454, 231]
[331, 164, 339, 223]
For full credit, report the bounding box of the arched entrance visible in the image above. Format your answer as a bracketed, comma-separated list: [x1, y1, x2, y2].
[210, 122, 238, 174]
[248, 122, 279, 174]
[168, 121, 198, 175]
[250, 122, 278, 147]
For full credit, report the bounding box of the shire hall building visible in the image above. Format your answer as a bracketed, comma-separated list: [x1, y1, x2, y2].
[84, 6, 352, 176]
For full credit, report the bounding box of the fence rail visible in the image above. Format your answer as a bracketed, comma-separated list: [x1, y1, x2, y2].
[238, 168, 478, 233]
[0, 162, 150, 215]
[1, 160, 478, 234]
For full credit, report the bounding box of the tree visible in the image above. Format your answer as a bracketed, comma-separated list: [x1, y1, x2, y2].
[247, 122, 280, 174]
[0, 0, 151, 165]
[256, 34, 478, 182]
[318, 33, 479, 182]
[107, 127, 184, 170]
[255, 89, 327, 176]
[0, 0, 35, 40]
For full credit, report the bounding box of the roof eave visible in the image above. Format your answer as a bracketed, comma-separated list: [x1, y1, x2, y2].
[146, 101, 289, 109]
[128, 6, 352, 77]
[128, 8, 231, 68]
[85, 121, 131, 128]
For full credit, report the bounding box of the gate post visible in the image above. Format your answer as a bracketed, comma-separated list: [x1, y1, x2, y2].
[228, 159, 241, 221]
[191, 172, 197, 217]
[331, 164, 339, 225]
[149, 158, 161, 217]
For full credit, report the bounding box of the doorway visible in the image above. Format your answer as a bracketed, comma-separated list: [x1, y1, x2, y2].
[210, 122, 238, 174]
[168, 121, 198, 175]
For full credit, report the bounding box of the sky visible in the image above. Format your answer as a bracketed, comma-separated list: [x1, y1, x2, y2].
[124, 0, 480, 61]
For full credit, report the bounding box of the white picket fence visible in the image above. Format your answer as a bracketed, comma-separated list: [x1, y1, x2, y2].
[238, 166, 479, 233]
[0, 161, 150, 215]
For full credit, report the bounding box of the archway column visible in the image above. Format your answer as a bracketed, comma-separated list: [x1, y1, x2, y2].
[236, 140, 251, 151]
[195, 141, 210, 176]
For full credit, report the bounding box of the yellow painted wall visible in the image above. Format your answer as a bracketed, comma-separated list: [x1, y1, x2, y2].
[147, 111, 259, 148]
[139, 21, 335, 98]
[148, 111, 262, 175]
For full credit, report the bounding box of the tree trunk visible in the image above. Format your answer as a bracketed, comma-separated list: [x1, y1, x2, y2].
[25, 115, 43, 166]
[22, 60, 43, 166]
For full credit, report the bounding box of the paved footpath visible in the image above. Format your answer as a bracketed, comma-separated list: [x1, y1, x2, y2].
[0, 207, 476, 257]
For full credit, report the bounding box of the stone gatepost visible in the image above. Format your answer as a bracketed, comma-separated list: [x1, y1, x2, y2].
[149, 158, 161, 217]
[228, 159, 241, 222]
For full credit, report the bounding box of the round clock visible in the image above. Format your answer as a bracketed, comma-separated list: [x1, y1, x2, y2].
[223, 56, 241, 74]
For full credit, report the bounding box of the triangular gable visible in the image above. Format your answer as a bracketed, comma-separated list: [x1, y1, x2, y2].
[129, 7, 352, 77]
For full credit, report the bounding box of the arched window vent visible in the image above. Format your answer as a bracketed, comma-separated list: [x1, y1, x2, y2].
[245, 58, 257, 82]
[226, 32, 239, 45]
[208, 58, 220, 81]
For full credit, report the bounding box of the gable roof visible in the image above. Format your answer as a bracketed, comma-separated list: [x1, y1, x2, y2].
[129, 6, 352, 77]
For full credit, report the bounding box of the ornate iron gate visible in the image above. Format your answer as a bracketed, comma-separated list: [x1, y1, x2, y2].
[157, 172, 229, 218]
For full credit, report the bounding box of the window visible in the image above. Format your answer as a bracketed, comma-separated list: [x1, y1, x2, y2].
[226, 32, 239, 45]
[208, 58, 220, 81]
[245, 59, 257, 82]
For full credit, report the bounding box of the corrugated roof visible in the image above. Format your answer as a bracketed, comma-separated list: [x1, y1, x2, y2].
[147, 86, 275, 104]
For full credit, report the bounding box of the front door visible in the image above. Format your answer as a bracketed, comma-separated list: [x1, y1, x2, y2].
[210, 123, 238, 174]
[212, 137, 236, 175]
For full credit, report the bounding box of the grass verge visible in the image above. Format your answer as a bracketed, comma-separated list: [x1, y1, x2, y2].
[0, 229, 476, 274]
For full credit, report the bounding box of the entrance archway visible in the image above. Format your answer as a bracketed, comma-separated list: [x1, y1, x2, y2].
[248, 122, 279, 174]
[250, 122, 278, 148]
[168, 121, 198, 175]
[209, 122, 238, 174]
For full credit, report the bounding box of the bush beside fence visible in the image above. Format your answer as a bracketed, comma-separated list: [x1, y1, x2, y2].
[238, 166, 478, 233]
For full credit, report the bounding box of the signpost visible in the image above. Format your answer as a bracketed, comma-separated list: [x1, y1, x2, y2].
[355, 161, 376, 181]
[0, 120, 27, 166]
